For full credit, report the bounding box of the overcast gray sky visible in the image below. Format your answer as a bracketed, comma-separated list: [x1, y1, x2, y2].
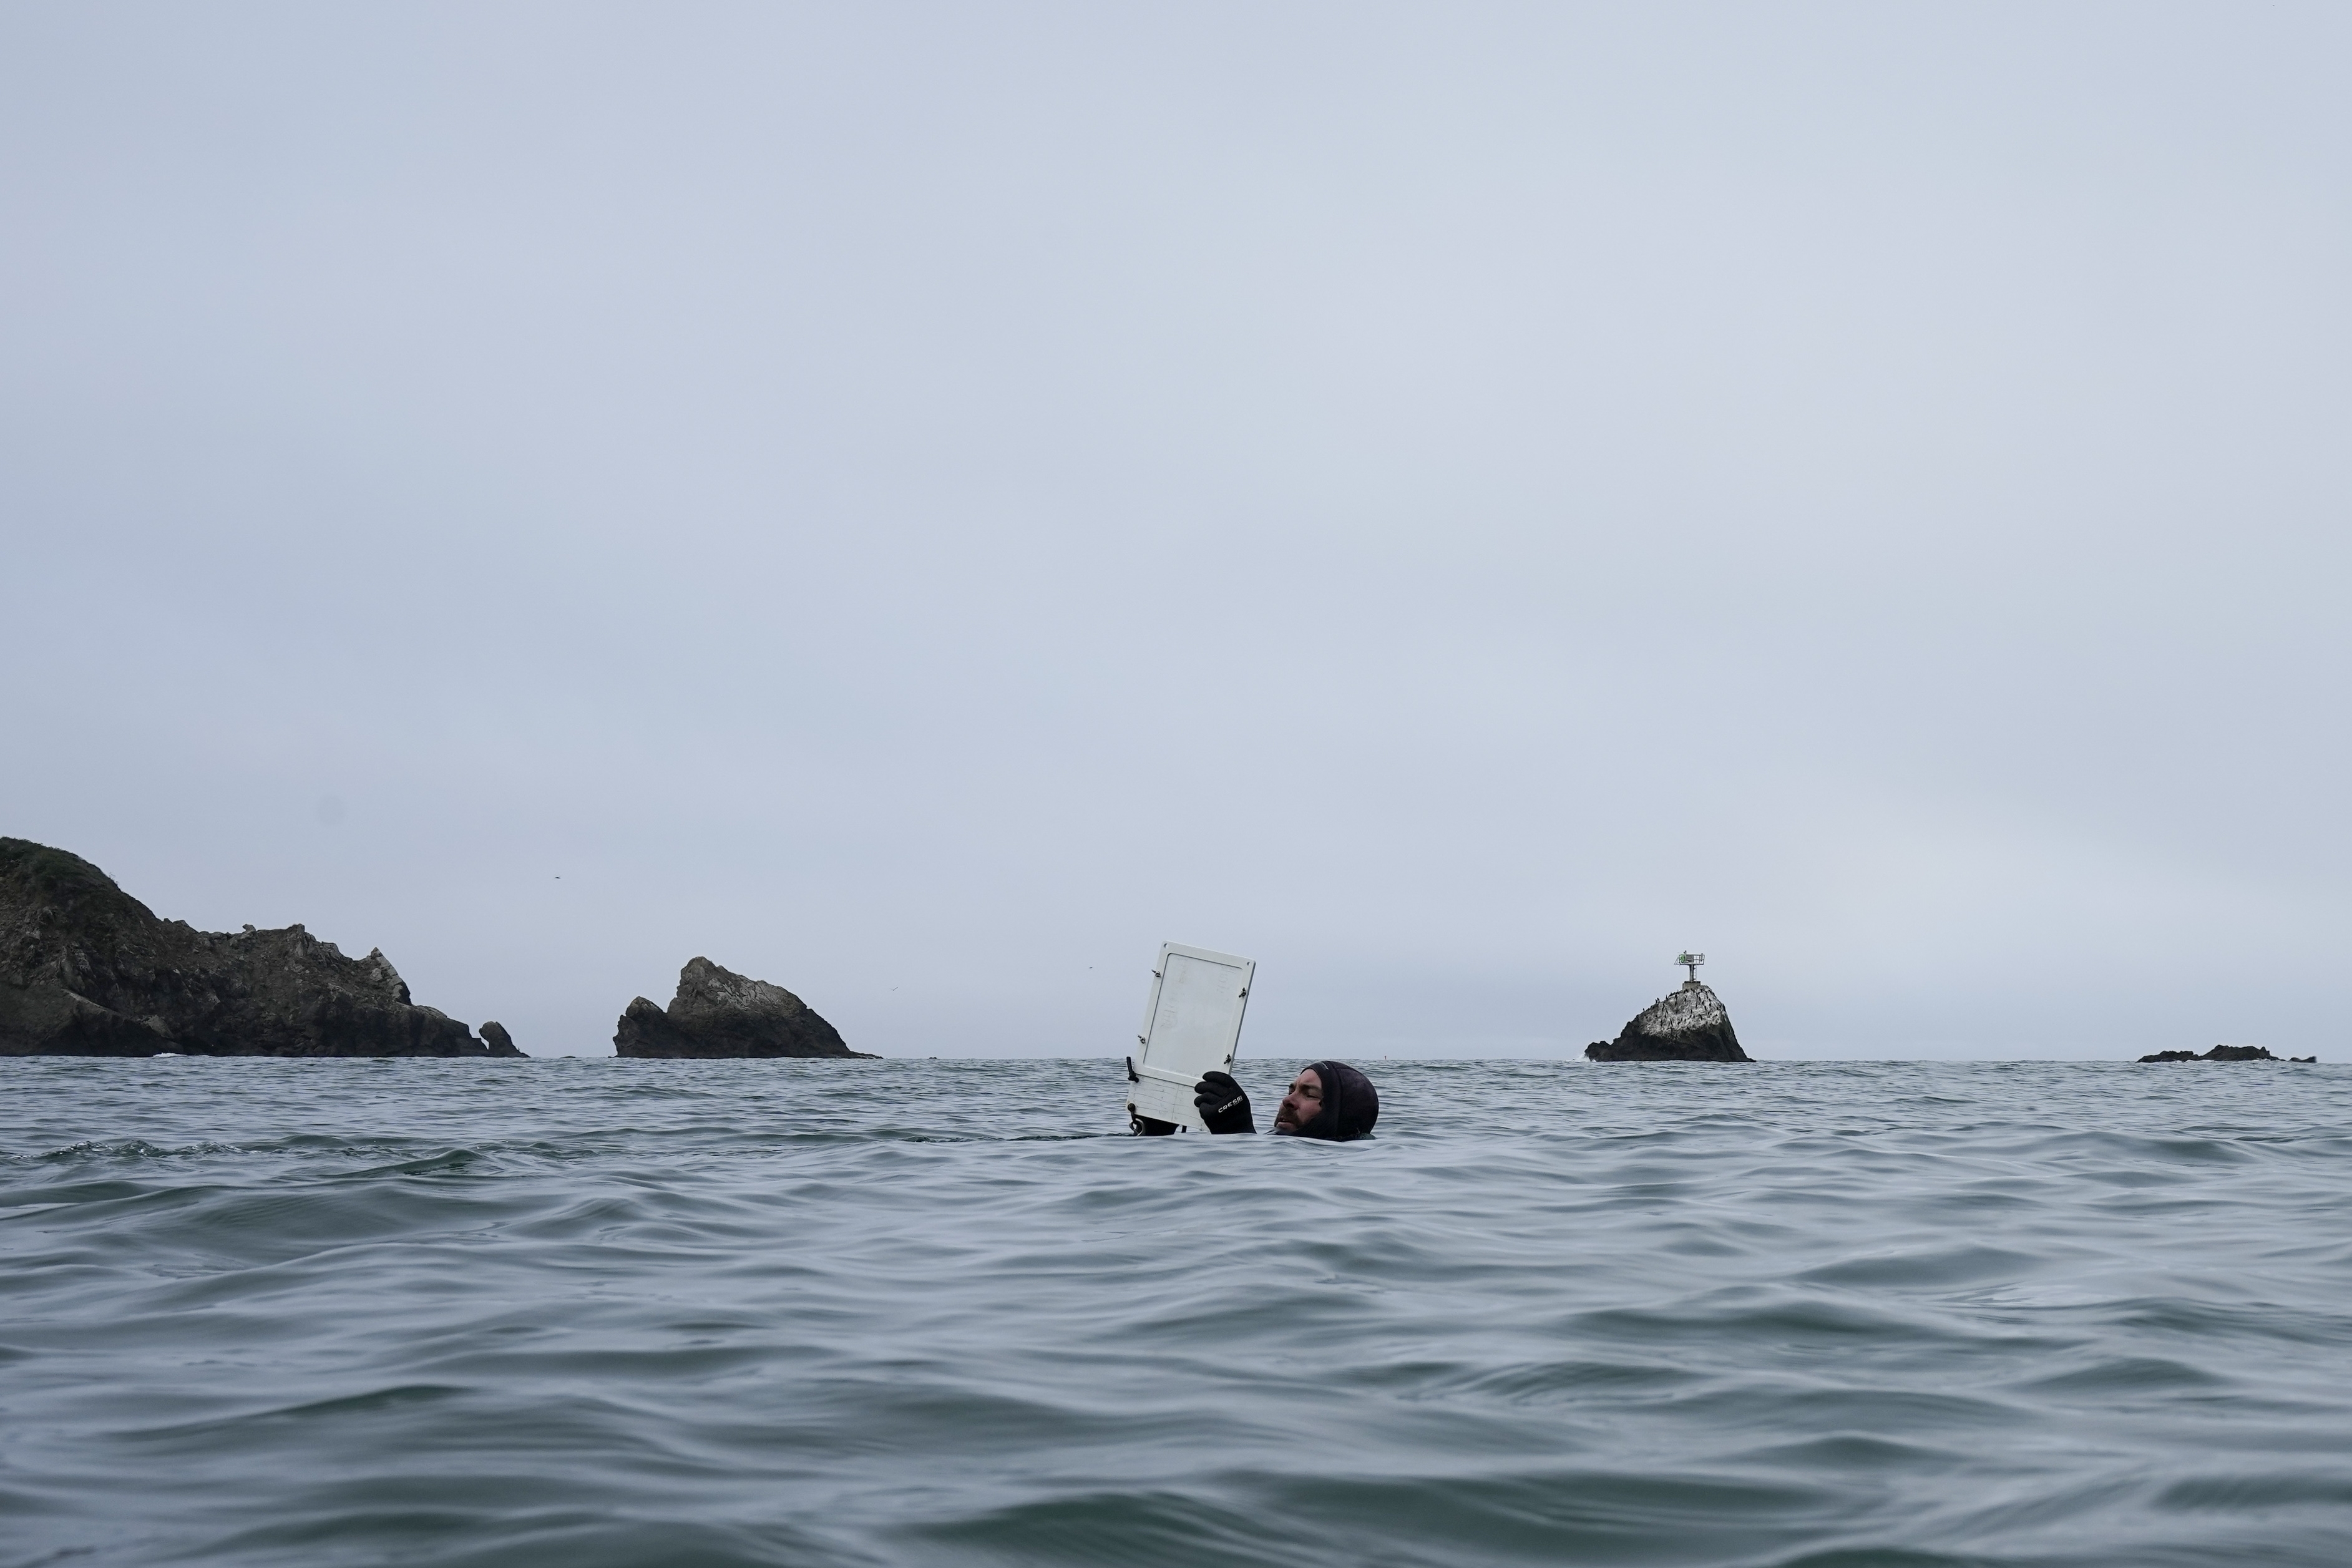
[6, 3, 2348, 1059]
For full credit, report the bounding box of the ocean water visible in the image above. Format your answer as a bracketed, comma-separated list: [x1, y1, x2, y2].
[4, 1058, 2349, 1568]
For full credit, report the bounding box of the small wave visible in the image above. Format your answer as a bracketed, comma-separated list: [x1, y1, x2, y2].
[4, 1058, 2351, 1568]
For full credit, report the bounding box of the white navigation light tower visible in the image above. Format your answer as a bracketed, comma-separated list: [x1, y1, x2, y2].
[1677, 951, 1705, 983]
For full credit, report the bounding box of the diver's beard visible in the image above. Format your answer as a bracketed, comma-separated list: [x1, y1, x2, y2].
[1273, 1107, 1302, 1132]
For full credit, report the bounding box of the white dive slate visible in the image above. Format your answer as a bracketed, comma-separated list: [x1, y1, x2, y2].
[1124, 943, 1256, 1130]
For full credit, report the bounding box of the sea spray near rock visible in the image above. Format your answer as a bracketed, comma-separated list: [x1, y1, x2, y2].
[613, 956, 867, 1058]
[0, 837, 511, 1056]
[1586, 979, 1752, 1061]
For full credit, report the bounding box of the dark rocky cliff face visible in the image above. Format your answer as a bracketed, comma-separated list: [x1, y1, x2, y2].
[614, 957, 867, 1058]
[0, 837, 517, 1058]
[1585, 980, 1752, 1062]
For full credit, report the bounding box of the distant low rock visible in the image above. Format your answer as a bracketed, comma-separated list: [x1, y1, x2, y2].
[2139, 1045, 2304, 1063]
[0, 837, 509, 1058]
[613, 957, 869, 1059]
[1586, 980, 1752, 1062]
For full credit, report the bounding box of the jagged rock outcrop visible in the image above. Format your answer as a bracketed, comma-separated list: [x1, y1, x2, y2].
[0, 838, 513, 1057]
[1586, 980, 1752, 1062]
[478, 1021, 525, 1058]
[2139, 1045, 2309, 1063]
[614, 956, 868, 1058]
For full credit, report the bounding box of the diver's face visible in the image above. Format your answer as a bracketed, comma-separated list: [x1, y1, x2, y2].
[1273, 1068, 1325, 1134]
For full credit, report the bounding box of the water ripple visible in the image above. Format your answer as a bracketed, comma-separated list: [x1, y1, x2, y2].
[2, 1058, 2349, 1567]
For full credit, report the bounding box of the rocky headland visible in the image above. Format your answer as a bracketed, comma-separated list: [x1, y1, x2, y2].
[2139, 1045, 2315, 1063]
[1586, 980, 1752, 1062]
[0, 837, 522, 1057]
[614, 957, 868, 1058]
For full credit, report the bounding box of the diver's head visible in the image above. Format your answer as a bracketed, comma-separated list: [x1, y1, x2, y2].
[1272, 1061, 1379, 1141]
[1272, 1068, 1324, 1132]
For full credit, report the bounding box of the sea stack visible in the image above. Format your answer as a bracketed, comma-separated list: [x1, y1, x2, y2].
[1586, 980, 1752, 1062]
[0, 837, 515, 1058]
[613, 957, 869, 1058]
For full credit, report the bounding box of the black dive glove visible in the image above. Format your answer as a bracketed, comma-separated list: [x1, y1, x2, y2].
[1193, 1071, 1254, 1134]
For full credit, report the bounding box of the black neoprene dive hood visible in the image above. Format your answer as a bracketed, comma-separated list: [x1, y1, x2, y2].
[1286, 1059, 1379, 1141]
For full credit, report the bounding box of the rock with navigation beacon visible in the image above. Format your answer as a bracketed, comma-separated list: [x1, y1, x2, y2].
[0, 837, 517, 1058]
[613, 956, 870, 1058]
[1586, 967, 1752, 1063]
